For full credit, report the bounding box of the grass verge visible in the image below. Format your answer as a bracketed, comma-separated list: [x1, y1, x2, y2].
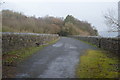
[3, 38, 60, 66]
[79, 39, 98, 48]
[76, 50, 119, 78]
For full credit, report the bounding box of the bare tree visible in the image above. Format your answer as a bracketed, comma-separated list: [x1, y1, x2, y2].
[104, 9, 119, 30]
[104, 2, 120, 37]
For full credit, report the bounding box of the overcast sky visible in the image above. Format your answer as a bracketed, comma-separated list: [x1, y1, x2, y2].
[1, 0, 119, 32]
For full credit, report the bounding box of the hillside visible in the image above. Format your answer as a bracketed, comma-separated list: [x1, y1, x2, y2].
[2, 10, 98, 36]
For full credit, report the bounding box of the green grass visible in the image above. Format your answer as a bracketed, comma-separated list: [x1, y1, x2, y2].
[79, 39, 98, 48]
[3, 38, 60, 65]
[72, 38, 98, 48]
[76, 50, 119, 78]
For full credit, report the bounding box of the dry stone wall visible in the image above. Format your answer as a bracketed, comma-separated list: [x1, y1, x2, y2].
[2, 32, 59, 54]
[70, 36, 120, 55]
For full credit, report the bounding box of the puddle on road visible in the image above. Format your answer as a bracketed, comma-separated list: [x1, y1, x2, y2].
[52, 43, 63, 47]
[64, 43, 77, 49]
[53, 42, 77, 50]
[16, 73, 30, 78]
[69, 46, 77, 49]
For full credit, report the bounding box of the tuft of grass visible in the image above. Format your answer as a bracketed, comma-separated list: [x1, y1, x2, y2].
[76, 50, 119, 78]
[3, 38, 60, 65]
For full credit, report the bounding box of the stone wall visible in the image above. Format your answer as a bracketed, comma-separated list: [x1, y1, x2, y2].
[70, 36, 120, 55]
[2, 32, 59, 54]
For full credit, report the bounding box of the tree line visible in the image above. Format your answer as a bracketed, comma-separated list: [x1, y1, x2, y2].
[2, 10, 98, 36]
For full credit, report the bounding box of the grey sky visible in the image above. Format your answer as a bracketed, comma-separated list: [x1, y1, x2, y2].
[1, 0, 119, 32]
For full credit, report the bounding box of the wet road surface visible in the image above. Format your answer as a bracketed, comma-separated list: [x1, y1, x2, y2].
[16, 37, 97, 78]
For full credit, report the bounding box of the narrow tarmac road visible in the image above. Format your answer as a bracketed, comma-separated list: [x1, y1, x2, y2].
[16, 37, 97, 78]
